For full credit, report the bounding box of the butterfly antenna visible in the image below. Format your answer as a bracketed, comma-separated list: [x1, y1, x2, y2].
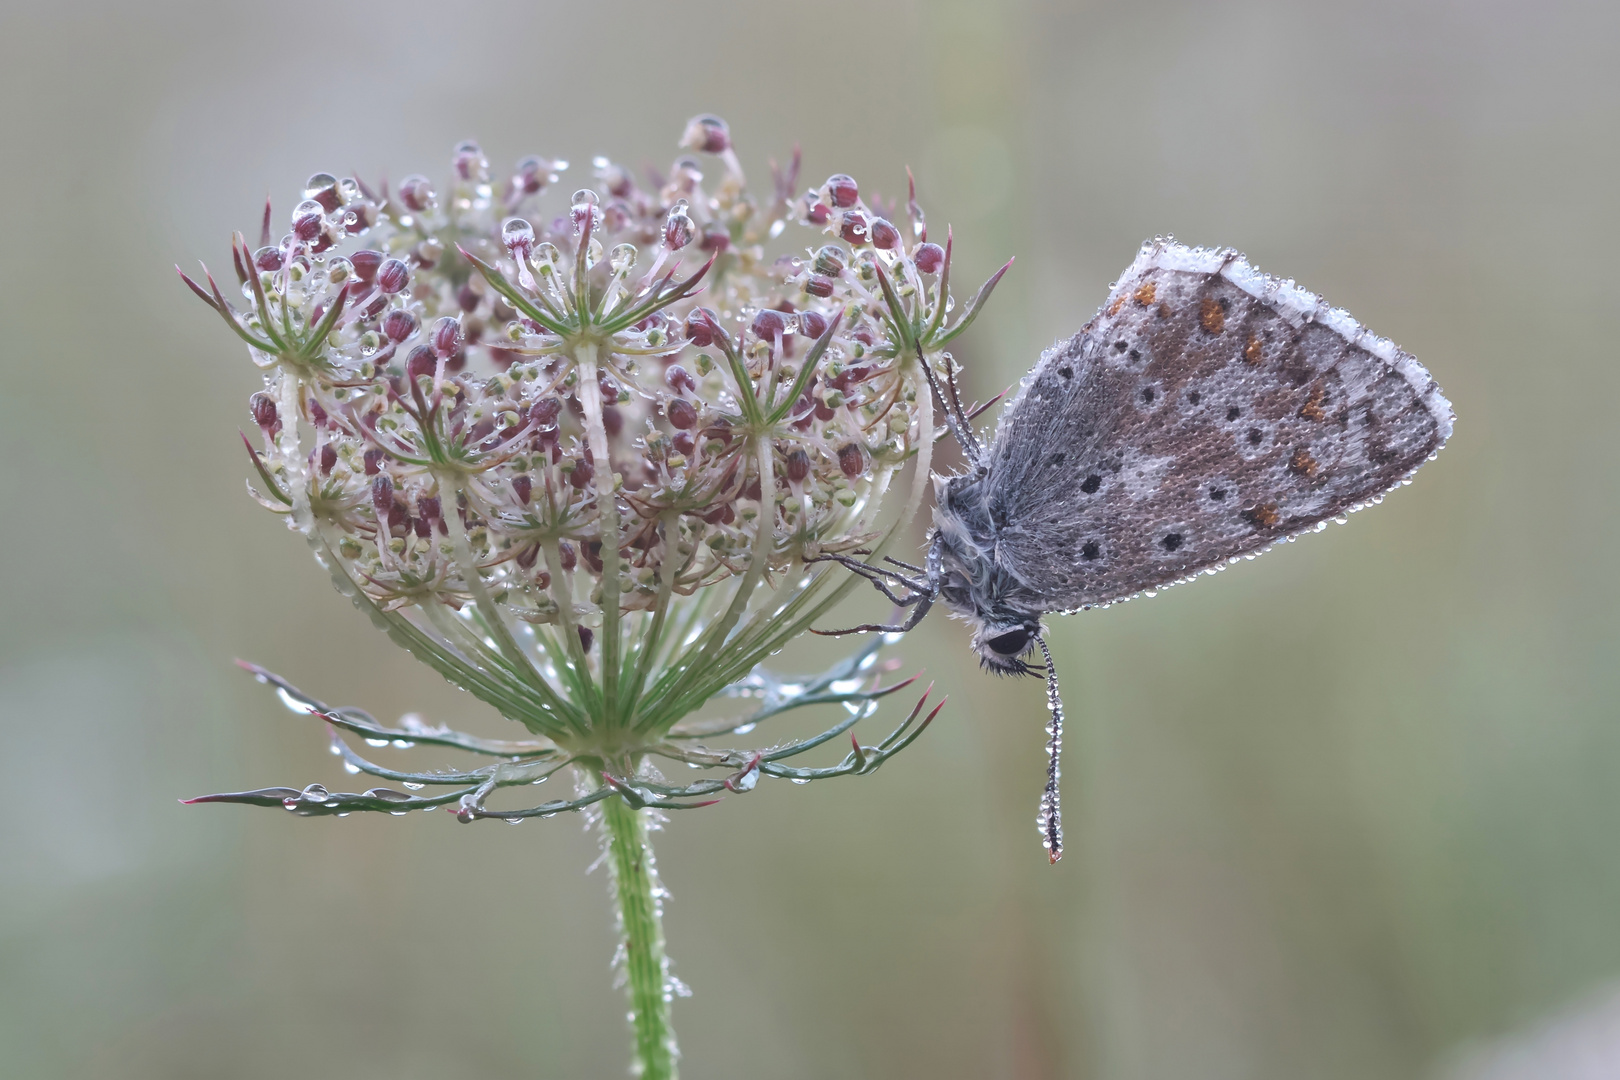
[915, 342, 984, 466]
[1034, 635, 1064, 864]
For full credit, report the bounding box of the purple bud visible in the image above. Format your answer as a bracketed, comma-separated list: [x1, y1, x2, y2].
[453, 141, 488, 182]
[515, 543, 539, 569]
[350, 249, 382, 283]
[254, 246, 284, 273]
[558, 541, 578, 571]
[398, 175, 435, 212]
[250, 392, 277, 431]
[672, 430, 695, 456]
[826, 174, 859, 209]
[806, 202, 831, 226]
[699, 226, 730, 253]
[667, 398, 698, 430]
[292, 201, 324, 242]
[812, 245, 845, 276]
[363, 448, 385, 475]
[838, 442, 866, 478]
[685, 307, 720, 347]
[568, 456, 594, 490]
[840, 211, 868, 245]
[371, 473, 394, 515]
[681, 114, 732, 154]
[798, 310, 829, 339]
[577, 625, 594, 654]
[751, 309, 787, 342]
[304, 173, 341, 212]
[377, 259, 410, 294]
[869, 218, 900, 250]
[406, 345, 436, 381]
[382, 310, 418, 343]
[432, 317, 462, 357]
[913, 242, 945, 275]
[511, 474, 532, 504]
[457, 283, 481, 312]
[319, 443, 337, 475]
[665, 365, 696, 394]
[664, 207, 695, 250]
[785, 448, 811, 483]
[514, 155, 551, 195]
[805, 275, 834, 298]
[418, 494, 441, 529]
[532, 397, 562, 426]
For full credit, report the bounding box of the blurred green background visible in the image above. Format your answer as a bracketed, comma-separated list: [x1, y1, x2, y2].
[2, 1, 1616, 1077]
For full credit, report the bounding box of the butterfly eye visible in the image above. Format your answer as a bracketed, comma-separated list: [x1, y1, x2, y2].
[985, 627, 1031, 656]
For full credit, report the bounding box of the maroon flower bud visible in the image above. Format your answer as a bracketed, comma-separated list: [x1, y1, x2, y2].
[681, 114, 732, 154]
[292, 201, 324, 242]
[319, 443, 337, 475]
[363, 448, 385, 475]
[350, 249, 382, 283]
[343, 204, 374, 234]
[304, 173, 341, 212]
[806, 202, 831, 226]
[377, 259, 410, 294]
[913, 242, 945, 275]
[308, 398, 328, 428]
[840, 211, 868, 245]
[667, 398, 698, 430]
[838, 442, 866, 478]
[751, 309, 787, 343]
[388, 500, 408, 534]
[250, 392, 278, 431]
[532, 397, 562, 427]
[570, 189, 602, 235]
[784, 448, 811, 483]
[672, 429, 696, 456]
[254, 245, 284, 273]
[558, 541, 578, 571]
[665, 365, 696, 394]
[814, 401, 836, 422]
[398, 175, 435, 212]
[513, 155, 552, 196]
[812, 245, 845, 276]
[444, 347, 466, 374]
[742, 477, 763, 502]
[699, 225, 730, 253]
[382, 309, 418, 342]
[868, 217, 900, 250]
[432, 317, 462, 357]
[684, 307, 721, 347]
[418, 494, 441, 530]
[511, 474, 532, 505]
[371, 473, 394, 515]
[453, 141, 488, 182]
[602, 406, 623, 437]
[457, 283, 481, 312]
[406, 345, 436, 381]
[568, 455, 594, 490]
[825, 174, 859, 208]
[798, 310, 829, 340]
[664, 206, 695, 250]
[805, 275, 834, 298]
[577, 625, 594, 653]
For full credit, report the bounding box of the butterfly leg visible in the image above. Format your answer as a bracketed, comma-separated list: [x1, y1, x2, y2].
[808, 552, 931, 606]
[810, 590, 936, 638]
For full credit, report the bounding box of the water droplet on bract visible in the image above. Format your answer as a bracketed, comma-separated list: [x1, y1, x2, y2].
[365, 738, 389, 747]
[392, 740, 415, 749]
[791, 777, 811, 785]
[769, 219, 786, 238]
[304, 173, 339, 201]
[276, 687, 316, 715]
[585, 238, 604, 268]
[301, 784, 330, 802]
[610, 242, 637, 273]
[402, 781, 424, 790]
[343, 762, 361, 774]
[733, 722, 756, 735]
[502, 216, 535, 250]
[505, 817, 523, 825]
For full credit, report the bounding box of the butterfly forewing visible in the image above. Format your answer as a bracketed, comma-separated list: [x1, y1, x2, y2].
[983, 240, 1454, 611]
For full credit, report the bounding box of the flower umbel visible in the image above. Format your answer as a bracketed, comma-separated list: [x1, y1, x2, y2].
[182, 116, 1006, 1079]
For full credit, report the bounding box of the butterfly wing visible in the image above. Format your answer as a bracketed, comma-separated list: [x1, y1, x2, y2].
[981, 238, 1454, 611]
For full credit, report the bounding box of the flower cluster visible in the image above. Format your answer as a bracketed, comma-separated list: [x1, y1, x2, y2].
[181, 114, 1006, 808]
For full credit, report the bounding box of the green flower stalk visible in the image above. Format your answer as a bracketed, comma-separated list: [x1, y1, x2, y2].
[181, 115, 1006, 1078]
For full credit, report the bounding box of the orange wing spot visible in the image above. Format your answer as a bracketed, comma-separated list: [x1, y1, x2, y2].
[1299, 384, 1328, 422]
[1106, 294, 1126, 316]
[1132, 281, 1157, 306]
[1288, 449, 1321, 480]
[1243, 502, 1280, 529]
[1244, 334, 1263, 364]
[1199, 297, 1225, 335]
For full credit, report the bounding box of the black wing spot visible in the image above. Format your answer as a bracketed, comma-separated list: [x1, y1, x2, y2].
[1247, 427, 1264, 446]
[1226, 406, 1242, 421]
[1128, 348, 1141, 362]
[1057, 365, 1073, 379]
[1080, 474, 1101, 494]
[1141, 387, 1156, 404]
[1113, 340, 1128, 353]
[1208, 486, 1227, 501]
[1187, 391, 1201, 405]
[1161, 533, 1183, 552]
[1081, 541, 1100, 561]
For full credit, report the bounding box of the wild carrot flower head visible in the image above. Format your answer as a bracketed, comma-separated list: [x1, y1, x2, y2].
[181, 115, 1008, 821]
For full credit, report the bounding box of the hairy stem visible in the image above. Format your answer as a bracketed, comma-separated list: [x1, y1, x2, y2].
[602, 796, 677, 1079]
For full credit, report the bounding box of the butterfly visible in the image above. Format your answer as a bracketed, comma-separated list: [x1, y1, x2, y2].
[818, 238, 1455, 862]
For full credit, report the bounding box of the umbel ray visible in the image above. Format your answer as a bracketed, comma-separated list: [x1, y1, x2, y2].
[815, 238, 1455, 864]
